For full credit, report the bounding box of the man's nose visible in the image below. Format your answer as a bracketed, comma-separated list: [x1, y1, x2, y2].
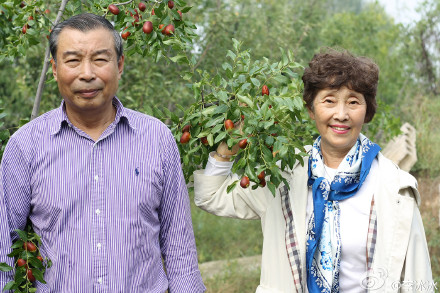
[79, 61, 96, 81]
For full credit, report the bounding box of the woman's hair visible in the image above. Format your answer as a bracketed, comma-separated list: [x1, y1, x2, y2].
[302, 48, 379, 123]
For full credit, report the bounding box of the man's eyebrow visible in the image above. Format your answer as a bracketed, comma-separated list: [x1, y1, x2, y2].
[61, 49, 112, 58]
[62, 51, 81, 58]
[93, 49, 112, 56]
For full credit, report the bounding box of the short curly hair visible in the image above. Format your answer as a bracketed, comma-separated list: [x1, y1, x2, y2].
[302, 49, 379, 123]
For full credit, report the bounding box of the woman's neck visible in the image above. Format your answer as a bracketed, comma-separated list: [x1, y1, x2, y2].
[321, 147, 346, 169]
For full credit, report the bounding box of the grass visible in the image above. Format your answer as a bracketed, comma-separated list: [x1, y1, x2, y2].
[189, 192, 263, 264]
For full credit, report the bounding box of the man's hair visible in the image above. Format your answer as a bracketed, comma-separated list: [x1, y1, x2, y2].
[49, 13, 123, 63]
[302, 48, 379, 123]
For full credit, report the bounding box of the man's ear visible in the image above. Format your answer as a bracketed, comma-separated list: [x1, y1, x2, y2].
[51, 59, 57, 81]
[118, 55, 125, 79]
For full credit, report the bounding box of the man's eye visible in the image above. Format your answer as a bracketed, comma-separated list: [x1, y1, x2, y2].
[66, 59, 78, 63]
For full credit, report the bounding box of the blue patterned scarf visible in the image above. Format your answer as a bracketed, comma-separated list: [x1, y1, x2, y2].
[306, 134, 380, 292]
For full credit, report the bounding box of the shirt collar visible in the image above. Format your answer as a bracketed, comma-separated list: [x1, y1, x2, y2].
[49, 97, 136, 136]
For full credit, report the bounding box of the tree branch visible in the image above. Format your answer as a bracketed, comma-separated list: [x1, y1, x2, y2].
[31, 0, 70, 120]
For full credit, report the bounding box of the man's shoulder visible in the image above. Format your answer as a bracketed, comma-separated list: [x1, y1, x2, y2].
[123, 108, 171, 133]
[11, 108, 60, 140]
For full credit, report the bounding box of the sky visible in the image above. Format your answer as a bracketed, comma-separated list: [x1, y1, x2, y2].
[375, 0, 423, 25]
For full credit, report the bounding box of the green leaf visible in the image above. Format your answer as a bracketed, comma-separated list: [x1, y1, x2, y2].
[205, 116, 224, 128]
[169, 54, 186, 63]
[267, 181, 276, 196]
[214, 132, 227, 144]
[31, 268, 46, 284]
[11, 240, 24, 249]
[236, 94, 254, 108]
[6, 249, 20, 258]
[232, 38, 240, 51]
[273, 74, 290, 84]
[213, 104, 228, 115]
[207, 133, 214, 146]
[28, 288, 37, 292]
[181, 6, 192, 13]
[0, 263, 13, 272]
[222, 62, 232, 72]
[28, 257, 44, 270]
[3, 280, 16, 291]
[280, 47, 288, 67]
[181, 71, 193, 81]
[226, 181, 238, 193]
[250, 78, 260, 88]
[226, 50, 236, 60]
[211, 123, 223, 134]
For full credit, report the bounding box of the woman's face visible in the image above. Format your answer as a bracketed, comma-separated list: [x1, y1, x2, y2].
[308, 86, 367, 158]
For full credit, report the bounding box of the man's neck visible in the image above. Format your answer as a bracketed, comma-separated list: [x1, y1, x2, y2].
[65, 103, 117, 142]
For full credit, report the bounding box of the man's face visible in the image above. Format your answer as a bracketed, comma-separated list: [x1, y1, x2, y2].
[52, 27, 124, 116]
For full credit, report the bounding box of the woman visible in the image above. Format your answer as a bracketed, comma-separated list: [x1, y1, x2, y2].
[193, 49, 433, 292]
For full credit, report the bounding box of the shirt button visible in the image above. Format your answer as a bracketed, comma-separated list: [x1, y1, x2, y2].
[97, 243, 102, 250]
[97, 277, 102, 284]
[95, 209, 101, 215]
[94, 175, 99, 181]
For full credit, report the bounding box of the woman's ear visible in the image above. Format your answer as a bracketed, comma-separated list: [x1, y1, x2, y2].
[307, 106, 315, 120]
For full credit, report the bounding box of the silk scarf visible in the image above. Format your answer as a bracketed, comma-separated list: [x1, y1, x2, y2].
[306, 133, 380, 292]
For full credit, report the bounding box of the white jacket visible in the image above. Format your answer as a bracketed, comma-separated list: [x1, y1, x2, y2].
[194, 153, 433, 292]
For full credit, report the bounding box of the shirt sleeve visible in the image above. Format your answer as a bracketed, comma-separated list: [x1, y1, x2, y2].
[158, 129, 205, 293]
[204, 152, 233, 176]
[0, 137, 32, 291]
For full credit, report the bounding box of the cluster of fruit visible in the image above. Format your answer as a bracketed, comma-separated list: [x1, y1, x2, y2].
[0, 229, 52, 291]
[16, 242, 44, 283]
[170, 41, 307, 196]
[19, 1, 50, 35]
[238, 85, 270, 189]
[107, 1, 182, 40]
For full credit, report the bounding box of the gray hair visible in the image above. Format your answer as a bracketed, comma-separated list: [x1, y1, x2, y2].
[49, 13, 123, 63]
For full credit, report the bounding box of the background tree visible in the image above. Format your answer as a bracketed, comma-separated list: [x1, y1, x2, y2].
[1, 0, 439, 290]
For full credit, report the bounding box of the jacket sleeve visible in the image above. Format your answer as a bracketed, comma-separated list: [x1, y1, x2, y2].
[193, 169, 275, 220]
[400, 189, 434, 292]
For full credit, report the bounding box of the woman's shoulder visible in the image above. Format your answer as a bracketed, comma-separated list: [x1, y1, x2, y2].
[376, 152, 420, 205]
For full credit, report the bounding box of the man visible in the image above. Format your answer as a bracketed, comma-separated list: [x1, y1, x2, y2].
[0, 13, 205, 292]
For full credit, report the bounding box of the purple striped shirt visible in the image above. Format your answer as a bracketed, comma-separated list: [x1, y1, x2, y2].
[0, 98, 205, 292]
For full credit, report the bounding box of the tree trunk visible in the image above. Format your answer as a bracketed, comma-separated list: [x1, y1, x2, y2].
[31, 0, 70, 120]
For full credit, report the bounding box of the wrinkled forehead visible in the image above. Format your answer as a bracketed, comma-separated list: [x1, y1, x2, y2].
[57, 28, 117, 56]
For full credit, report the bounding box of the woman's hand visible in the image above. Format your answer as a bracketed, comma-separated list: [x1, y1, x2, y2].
[214, 120, 243, 162]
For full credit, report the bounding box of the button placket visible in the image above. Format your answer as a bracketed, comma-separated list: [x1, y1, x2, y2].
[92, 142, 106, 286]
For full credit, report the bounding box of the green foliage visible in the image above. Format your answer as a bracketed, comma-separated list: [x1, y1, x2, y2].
[0, 226, 52, 293]
[317, 2, 413, 105]
[161, 40, 312, 195]
[0, 0, 196, 66]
